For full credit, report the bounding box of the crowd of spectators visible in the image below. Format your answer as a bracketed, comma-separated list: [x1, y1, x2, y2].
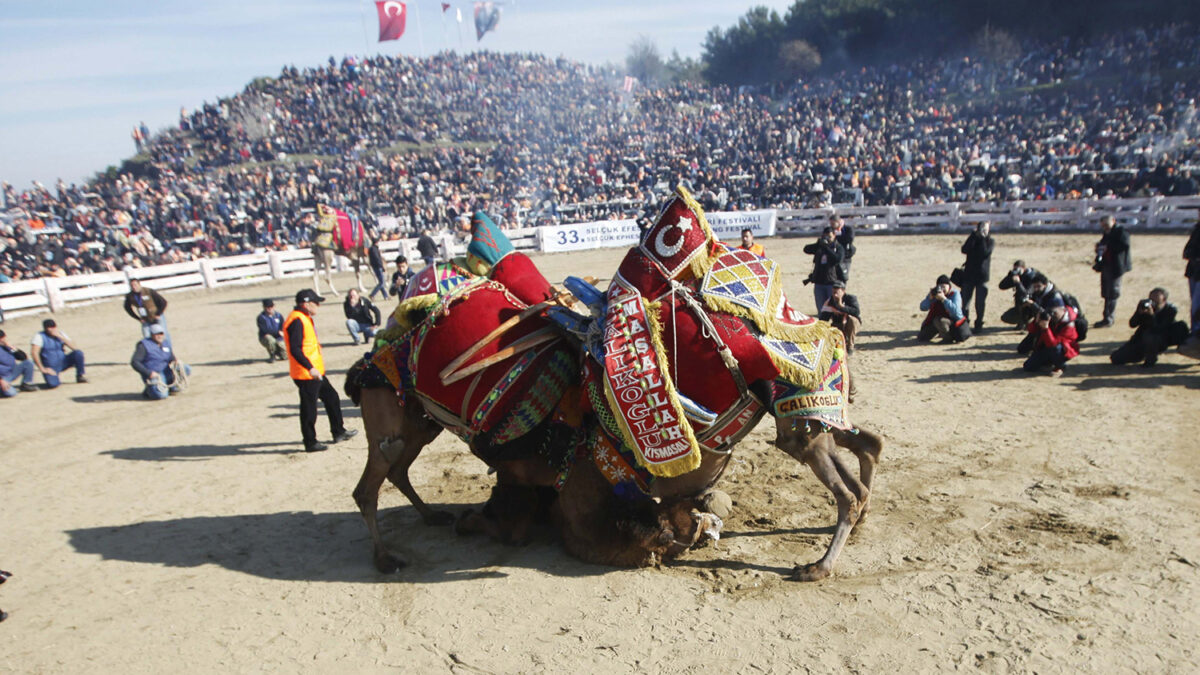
[3, 25, 1199, 282]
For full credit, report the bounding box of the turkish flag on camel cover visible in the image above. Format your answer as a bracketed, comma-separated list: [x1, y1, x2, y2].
[375, 1, 407, 41]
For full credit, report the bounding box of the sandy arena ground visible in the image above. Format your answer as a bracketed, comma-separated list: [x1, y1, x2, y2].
[2, 233, 1197, 673]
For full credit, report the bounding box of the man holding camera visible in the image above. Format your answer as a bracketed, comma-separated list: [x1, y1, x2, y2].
[959, 221, 994, 333]
[998, 260, 1040, 328]
[1023, 301, 1080, 377]
[819, 280, 862, 352]
[918, 275, 971, 343]
[803, 226, 846, 314]
[1093, 215, 1132, 328]
[1110, 288, 1188, 367]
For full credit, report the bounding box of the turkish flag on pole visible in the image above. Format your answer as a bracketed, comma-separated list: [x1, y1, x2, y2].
[441, 2, 451, 12]
[375, 1, 407, 41]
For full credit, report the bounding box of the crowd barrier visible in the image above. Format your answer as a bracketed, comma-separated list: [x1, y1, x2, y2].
[2, 197, 1197, 319]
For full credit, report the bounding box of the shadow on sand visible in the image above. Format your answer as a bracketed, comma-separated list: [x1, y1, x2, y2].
[102, 441, 301, 461]
[65, 506, 615, 583]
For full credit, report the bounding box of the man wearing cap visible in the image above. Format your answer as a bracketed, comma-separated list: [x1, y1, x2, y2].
[256, 299, 287, 362]
[30, 319, 86, 387]
[284, 289, 357, 452]
[131, 324, 188, 399]
[0, 329, 38, 396]
[918, 275, 971, 343]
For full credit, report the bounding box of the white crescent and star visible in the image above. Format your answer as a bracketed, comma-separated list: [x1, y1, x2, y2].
[653, 214, 693, 258]
[383, 1, 405, 17]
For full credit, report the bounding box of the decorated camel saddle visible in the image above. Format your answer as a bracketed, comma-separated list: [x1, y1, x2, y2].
[313, 203, 365, 252]
[575, 186, 851, 479]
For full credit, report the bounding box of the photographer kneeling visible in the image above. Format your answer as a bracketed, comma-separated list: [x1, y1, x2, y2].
[1023, 303, 1080, 377]
[1110, 287, 1189, 367]
[918, 275, 971, 343]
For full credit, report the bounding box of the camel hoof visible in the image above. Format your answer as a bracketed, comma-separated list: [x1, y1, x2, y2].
[422, 510, 456, 527]
[788, 562, 831, 582]
[374, 551, 407, 574]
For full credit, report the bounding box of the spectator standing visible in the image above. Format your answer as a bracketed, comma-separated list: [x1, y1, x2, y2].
[0, 329, 38, 396]
[818, 280, 862, 353]
[959, 221, 994, 333]
[416, 229, 438, 267]
[1184, 221, 1200, 332]
[830, 215, 855, 281]
[284, 289, 357, 452]
[1023, 305, 1080, 377]
[389, 256, 414, 298]
[1110, 288, 1188, 367]
[918, 274, 971, 343]
[130, 324, 189, 399]
[366, 238, 388, 301]
[343, 288, 381, 345]
[1093, 215, 1132, 328]
[30, 319, 86, 387]
[256, 299, 287, 362]
[738, 228, 765, 256]
[802, 226, 845, 314]
[124, 279, 171, 342]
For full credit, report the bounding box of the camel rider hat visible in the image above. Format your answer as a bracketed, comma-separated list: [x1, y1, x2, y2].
[295, 289, 325, 305]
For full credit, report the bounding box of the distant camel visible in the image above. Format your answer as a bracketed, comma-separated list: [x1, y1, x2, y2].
[311, 204, 368, 297]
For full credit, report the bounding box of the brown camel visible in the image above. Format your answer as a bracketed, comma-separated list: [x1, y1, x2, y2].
[348, 369, 883, 581]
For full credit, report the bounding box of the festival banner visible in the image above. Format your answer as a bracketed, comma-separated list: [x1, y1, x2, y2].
[538, 219, 640, 253]
[705, 209, 777, 241]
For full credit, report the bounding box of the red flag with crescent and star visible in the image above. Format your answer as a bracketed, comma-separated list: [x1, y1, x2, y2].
[375, 1, 407, 42]
[637, 189, 718, 279]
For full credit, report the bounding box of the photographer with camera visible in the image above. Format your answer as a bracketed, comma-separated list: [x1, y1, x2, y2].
[959, 221, 994, 333]
[918, 274, 971, 343]
[1023, 302, 1080, 377]
[802, 226, 846, 314]
[1109, 287, 1189, 367]
[998, 259, 1040, 328]
[1093, 215, 1132, 328]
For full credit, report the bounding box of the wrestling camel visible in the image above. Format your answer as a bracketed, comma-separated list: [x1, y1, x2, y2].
[311, 204, 368, 297]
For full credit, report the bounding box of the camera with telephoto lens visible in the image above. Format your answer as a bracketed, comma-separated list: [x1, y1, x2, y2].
[1138, 299, 1153, 311]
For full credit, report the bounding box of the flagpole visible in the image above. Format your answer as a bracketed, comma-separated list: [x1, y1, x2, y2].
[359, 0, 372, 55]
[457, 8, 464, 52]
[441, 5, 448, 52]
[413, 1, 426, 57]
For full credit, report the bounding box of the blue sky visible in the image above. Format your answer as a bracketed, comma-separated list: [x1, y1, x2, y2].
[1, 1, 795, 188]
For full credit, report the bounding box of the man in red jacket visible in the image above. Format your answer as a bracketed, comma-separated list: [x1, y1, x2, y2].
[1022, 301, 1080, 377]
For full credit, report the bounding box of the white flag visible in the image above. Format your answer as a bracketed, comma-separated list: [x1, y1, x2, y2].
[456, 8, 462, 22]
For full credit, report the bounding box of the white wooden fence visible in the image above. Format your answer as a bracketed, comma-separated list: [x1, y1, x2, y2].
[2, 197, 1196, 319]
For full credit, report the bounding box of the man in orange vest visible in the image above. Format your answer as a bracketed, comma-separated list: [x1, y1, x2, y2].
[739, 228, 765, 257]
[284, 289, 357, 452]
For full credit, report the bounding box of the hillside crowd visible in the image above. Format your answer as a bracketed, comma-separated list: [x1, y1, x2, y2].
[3, 25, 1199, 282]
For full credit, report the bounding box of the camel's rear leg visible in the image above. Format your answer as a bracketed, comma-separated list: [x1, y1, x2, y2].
[775, 426, 868, 581]
[832, 426, 883, 521]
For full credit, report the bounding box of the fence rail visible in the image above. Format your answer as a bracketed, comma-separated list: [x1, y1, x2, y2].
[2, 199, 1195, 320]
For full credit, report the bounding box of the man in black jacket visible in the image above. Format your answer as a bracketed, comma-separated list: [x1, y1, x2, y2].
[416, 229, 438, 267]
[818, 280, 861, 353]
[803, 226, 845, 314]
[998, 260, 1039, 328]
[959, 221, 994, 332]
[1184, 221, 1200, 334]
[1093, 215, 1132, 328]
[343, 288, 381, 345]
[1110, 288, 1188, 367]
[830, 214, 855, 281]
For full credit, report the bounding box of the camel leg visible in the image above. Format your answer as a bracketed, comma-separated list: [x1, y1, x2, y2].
[352, 444, 404, 573]
[774, 425, 863, 582]
[832, 426, 883, 521]
[382, 414, 452, 526]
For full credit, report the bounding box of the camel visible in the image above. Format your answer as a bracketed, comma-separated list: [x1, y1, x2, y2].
[311, 204, 368, 297]
[346, 357, 882, 581]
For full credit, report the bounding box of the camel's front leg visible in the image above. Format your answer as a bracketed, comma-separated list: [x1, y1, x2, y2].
[832, 426, 883, 521]
[774, 424, 867, 581]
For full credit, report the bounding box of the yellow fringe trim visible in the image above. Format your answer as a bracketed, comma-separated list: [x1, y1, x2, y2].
[607, 298, 701, 478]
[763, 319, 843, 392]
[377, 293, 440, 342]
[699, 260, 784, 335]
[674, 185, 721, 282]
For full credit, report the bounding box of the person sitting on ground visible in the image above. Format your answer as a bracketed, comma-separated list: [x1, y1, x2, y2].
[256, 299, 287, 362]
[803, 226, 846, 314]
[1023, 304, 1080, 377]
[918, 274, 971, 343]
[30, 319, 86, 387]
[738, 228, 765, 256]
[131, 323, 189, 399]
[819, 280, 861, 353]
[388, 255, 414, 298]
[343, 288, 381, 345]
[1110, 287, 1190, 367]
[0, 329, 38, 396]
[998, 259, 1040, 327]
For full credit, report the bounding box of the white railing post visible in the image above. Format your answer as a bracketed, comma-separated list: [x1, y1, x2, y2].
[198, 259, 217, 289]
[1076, 199, 1090, 229]
[43, 277, 64, 312]
[1009, 201, 1024, 229]
[947, 203, 961, 229]
[439, 235, 454, 261]
[886, 206, 898, 231]
[1147, 196, 1163, 229]
[268, 252, 283, 279]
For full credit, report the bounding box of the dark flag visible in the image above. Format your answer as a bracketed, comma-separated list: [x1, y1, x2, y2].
[375, 1, 407, 42]
[474, 2, 500, 41]
[441, 2, 451, 12]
